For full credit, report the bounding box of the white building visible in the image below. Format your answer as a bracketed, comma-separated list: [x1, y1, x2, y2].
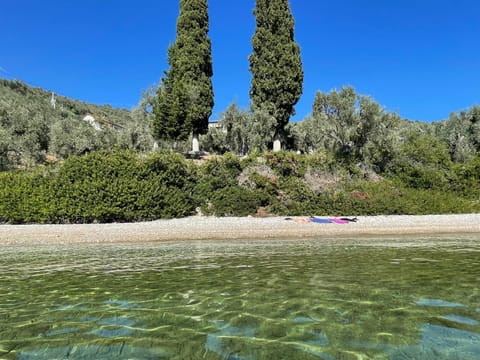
[82, 113, 102, 131]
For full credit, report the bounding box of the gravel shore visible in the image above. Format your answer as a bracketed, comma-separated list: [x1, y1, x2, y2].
[0, 214, 479, 245]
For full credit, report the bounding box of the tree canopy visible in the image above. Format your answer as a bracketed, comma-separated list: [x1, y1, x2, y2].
[153, 0, 214, 144]
[249, 0, 303, 147]
[306, 87, 400, 170]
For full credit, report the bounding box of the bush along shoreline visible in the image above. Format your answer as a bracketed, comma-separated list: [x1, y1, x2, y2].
[0, 150, 479, 224]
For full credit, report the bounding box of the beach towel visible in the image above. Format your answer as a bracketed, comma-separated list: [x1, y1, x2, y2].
[329, 218, 350, 224]
[310, 217, 332, 224]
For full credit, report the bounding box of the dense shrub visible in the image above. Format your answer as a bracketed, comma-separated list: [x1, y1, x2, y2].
[338, 180, 480, 215]
[266, 177, 318, 216]
[136, 152, 197, 219]
[450, 156, 480, 199]
[206, 186, 266, 217]
[264, 151, 308, 178]
[0, 150, 197, 223]
[0, 151, 478, 223]
[53, 150, 197, 222]
[0, 170, 54, 223]
[388, 134, 453, 190]
[194, 153, 244, 207]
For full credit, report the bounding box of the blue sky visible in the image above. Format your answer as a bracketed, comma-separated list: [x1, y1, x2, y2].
[1, 0, 479, 122]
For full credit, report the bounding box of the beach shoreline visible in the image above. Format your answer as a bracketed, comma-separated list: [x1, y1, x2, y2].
[0, 214, 479, 245]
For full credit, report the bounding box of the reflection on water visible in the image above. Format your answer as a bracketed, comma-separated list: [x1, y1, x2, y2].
[0, 235, 479, 359]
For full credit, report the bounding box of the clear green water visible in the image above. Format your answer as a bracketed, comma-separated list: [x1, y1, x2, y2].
[0, 236, 479, 360]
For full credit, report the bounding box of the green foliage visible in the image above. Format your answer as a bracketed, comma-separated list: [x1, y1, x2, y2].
[449, 155, 480, 199]
[434, 106, 480, 162]
[310, 87, 401, 171]
[153, 0, 214, 143]
[195, 153, 243, 201]
[389, 133, 453, 190]
[52, 150, 197, 222]
[0, 150, 478, 224]
[266, 175, 480, 217]
[0, 150, 197, 223]
[201, 103, 254, 155]
[249, 0, 303, 142]
[49, 118, 113, 158]
[0, 169, 55, 223]
[262, 151, 337, 180]
[200, 126, 228, 154]
[0, 127, 12, 171]
[0, 79, 154, 169]
[265, 151, 308, 178]
[267, 177, 317, 216]
[339, 180, 479, 215]
[119, 87, 156, 152]
[292, 116, 325, 154]
[52, 150, 138, 222]
[207, 186, 266, 217]
[222, 103, 252, 155]
[204, 103, 276, 155]
[250, 109, 277, 152]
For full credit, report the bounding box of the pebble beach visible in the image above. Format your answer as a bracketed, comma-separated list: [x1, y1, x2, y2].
[0, 214, 479, 245]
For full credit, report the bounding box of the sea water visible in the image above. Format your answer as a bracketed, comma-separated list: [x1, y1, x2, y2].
[0, 235, 479, 359]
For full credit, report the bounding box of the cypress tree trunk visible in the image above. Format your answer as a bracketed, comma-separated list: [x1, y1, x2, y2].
[249, 0, 303, 151]
[153, 0, 214, 151]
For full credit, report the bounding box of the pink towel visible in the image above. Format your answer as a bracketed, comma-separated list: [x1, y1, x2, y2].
[329, 218, 349, 224]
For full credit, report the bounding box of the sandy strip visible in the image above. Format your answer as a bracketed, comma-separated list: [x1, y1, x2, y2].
[0, 214, 479, 245]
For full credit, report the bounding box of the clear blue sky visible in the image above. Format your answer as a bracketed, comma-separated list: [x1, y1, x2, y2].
[1, 0, 479, 122]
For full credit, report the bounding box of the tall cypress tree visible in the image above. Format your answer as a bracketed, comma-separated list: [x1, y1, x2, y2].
[249, 0, 303, 150]
[153, 0, 214, 150]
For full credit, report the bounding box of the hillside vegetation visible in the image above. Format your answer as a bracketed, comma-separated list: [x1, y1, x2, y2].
[0, 79, 479, 223]
[0, 79, 154, 170]
[0, 149, 478, 224]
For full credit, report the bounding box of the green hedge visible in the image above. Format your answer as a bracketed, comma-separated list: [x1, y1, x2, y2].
[0, 170, 54, 223]
[207, 186, 267, 217]
[0, 150, 197, 223]
[0, 151, 478, 223]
